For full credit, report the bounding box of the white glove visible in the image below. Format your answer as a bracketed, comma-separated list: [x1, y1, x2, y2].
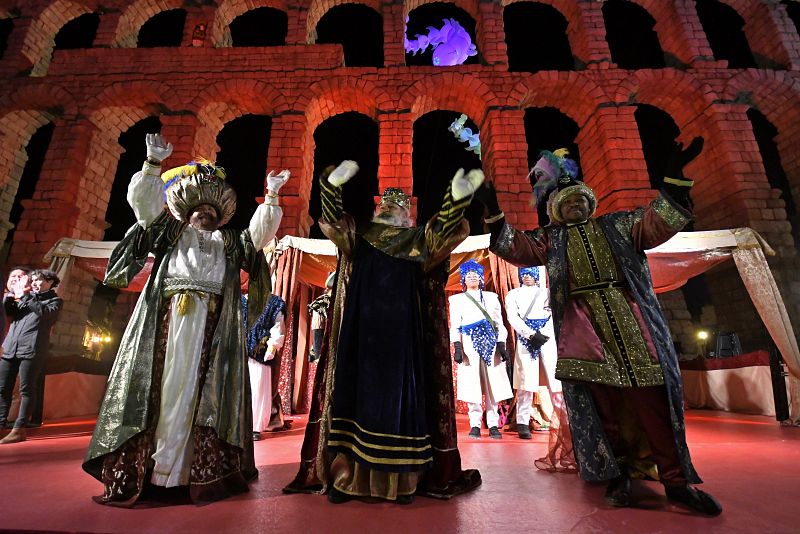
[145, 133, 173, 163]
[452, 168, 485, 201]
[328, 160, 359, 187]
[266, 169, 291, 194]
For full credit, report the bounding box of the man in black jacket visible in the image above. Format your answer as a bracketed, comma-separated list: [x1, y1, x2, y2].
[0, 268, 63, 443]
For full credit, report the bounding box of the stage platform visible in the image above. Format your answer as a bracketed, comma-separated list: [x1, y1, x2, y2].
[0, 411, 797, 533]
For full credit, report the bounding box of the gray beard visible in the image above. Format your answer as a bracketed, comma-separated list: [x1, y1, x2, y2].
[372, 213, 414, 228]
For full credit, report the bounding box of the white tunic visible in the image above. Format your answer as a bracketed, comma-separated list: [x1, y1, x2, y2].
[449, 290, 513, 404]
[248, 308, 286, 432]
[505, 283, 560, 393]
[128, 169, 282, 487]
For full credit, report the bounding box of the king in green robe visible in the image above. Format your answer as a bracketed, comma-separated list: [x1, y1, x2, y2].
[83, 134, 288, 506]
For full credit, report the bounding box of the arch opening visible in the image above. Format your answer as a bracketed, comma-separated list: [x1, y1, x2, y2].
[138, 9, 187, 48]
[523, 106, 580, 225]
[104, 116, 163, 240]
[634, 103, 711, 323]
[633, 104, 679, 191]
[695, 0, 756, 68]
[2, 122, 55, 262]
[54, 12, 100, 50]
[230, 7, 288, 47]
[504, 1, 573, 73]
[315, 4, 383, 67]
[602, 0, 665, 69]
[0, 17, 13, 60]
[215, 114, 273, 231]
[784, 0, 800, 37]
[308, 112, 379, 238]
[747, 108, 798, 247]
[412, 110, 483, 234]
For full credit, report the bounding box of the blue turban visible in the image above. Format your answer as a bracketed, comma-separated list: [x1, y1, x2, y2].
[518, 266, 540, 284]
[459, 259, 485, 289]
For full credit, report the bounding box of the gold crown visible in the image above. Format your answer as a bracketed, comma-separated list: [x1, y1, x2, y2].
[380, 188, 411, 210]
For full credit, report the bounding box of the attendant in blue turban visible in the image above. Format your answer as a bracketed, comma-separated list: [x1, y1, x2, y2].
[505, 266, 559, 439]
[449, 259, 512, 439]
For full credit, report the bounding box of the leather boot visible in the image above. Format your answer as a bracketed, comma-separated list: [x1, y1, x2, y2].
[0, 427, 27, 444]
[604, 474, 631, 507]
[327, 487, 352, 504]
[517, 423, 532, 439]
[665, 485, 723, 516]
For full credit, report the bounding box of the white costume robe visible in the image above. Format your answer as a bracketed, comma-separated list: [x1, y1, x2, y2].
[248, 309, 286, 433]
[449, 290, 513, 429]
[505, 281, 560, 426]
[128, 169, 281, 487]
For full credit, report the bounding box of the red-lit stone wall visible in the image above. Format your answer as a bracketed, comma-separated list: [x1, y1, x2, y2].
[0, 0, 798, 356]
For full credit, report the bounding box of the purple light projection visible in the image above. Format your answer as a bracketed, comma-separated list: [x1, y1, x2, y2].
[404, 17, 478, 66]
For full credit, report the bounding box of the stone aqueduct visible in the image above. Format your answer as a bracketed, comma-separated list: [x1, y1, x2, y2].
[0, 0, 799, 358]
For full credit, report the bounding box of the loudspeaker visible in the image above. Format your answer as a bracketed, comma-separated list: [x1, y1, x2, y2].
[715, 332, 742, 358]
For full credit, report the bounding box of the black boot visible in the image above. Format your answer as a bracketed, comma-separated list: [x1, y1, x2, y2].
[489, 426, 502, 439]
[468, 427, 481, 439]
[517, 423, 532, 439]
[396, 494, 414, 505]
[665, 485, 722, 516]
[604, 474, 631, 507]
[328, 487, 352, 504]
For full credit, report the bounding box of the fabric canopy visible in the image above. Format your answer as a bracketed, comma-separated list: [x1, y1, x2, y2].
[274, 234, 493, 292]
[44, 228, 800, 380]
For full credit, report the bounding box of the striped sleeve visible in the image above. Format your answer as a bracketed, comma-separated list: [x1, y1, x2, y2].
[435, 182, 471, 238]
[320, 177, 344, 223]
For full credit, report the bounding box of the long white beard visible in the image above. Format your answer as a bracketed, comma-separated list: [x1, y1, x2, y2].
[372, 212, 414, 228]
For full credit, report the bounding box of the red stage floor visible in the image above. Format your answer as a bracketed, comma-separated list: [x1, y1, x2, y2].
[0, 411, 798, 533]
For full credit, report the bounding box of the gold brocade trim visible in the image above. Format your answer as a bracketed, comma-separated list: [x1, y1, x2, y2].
[584, 288, 656, 385]
[360, 223, 429, 263]
[330, 453, 421, 499]
[555, 357, 664, 387]
[566, 223, 663, 387]
[331, 417, 431, 441]
[333, 486, 416, 498]
[314, 253, 351, 486]
[329, 429, 432, 452]
[566, 222, 618, 287]
[162, 289, 218, 317]
[328, 441, 433, 465]
[491, 223, 516, 256]
[192, 468, 243, 487]
[651, 195, 689, 230]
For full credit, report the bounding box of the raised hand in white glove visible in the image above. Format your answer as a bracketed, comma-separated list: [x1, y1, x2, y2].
[327, 160, 359, 187]
[452, 168, 485, 201]
[267, 169, 291, 194]
[145, 133, 173, 163]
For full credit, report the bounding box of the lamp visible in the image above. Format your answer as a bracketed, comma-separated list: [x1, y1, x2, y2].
[696, 329, 709, 358]
[82, 321, 112, 362]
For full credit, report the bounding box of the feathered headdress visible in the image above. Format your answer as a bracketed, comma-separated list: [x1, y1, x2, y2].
[530, 148, 580, 207]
